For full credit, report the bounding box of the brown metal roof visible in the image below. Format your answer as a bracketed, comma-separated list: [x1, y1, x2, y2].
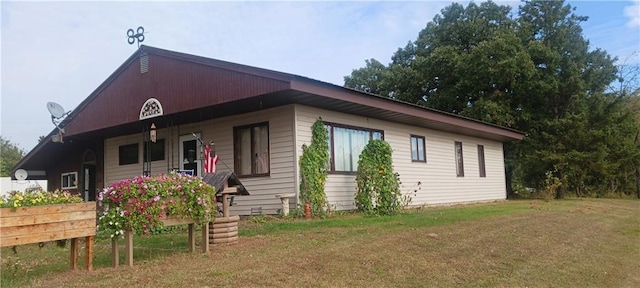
[62, 47, 291, 137]
[13, 45, 524, 175]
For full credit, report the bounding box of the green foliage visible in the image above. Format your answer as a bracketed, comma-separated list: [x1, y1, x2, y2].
[2, 255, 23, 279]
[250, 214, 269, 224]
[541, 170, 562, 201]
[299, 117, 330, 216]
[0, 136, 25, 177]
[97, 173, 216, 238]
[344, 59, 390, 96]
[0, 189, 82, 208]
[345, 0, 639, 199]
[355, 139, 401, 215]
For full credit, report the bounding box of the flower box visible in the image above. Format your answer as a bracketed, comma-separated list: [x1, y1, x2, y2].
[99, 174, 218, 267]
[0, 202, 97, 270]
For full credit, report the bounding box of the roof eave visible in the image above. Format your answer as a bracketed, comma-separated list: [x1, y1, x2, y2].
[290, 78, 525, 142]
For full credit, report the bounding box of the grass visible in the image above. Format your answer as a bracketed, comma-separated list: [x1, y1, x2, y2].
[1, 199, 638, 287]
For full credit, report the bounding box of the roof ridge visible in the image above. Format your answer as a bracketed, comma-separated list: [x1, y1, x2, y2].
[139, 45, 296, 82]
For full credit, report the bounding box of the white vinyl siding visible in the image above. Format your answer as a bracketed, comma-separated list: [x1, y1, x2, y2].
[105, 134, 152, 184]
[105, 103, 507, 215]
[294, 104, 506, 209]
[105, 105, 296, 215]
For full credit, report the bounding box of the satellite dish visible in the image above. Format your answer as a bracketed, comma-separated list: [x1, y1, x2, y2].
[46, 102, 70, 138]
[15, 169, 28, 181]
[47, 102, 66, 119]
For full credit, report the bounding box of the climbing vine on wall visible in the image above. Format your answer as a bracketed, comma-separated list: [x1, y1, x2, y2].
[355, 139, 401, 215]
[299, 117, 329, 216]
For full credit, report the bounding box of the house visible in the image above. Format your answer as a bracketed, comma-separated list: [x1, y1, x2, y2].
[12, 45, 524, 215]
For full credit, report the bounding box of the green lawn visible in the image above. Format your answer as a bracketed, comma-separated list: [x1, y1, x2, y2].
[1, 199, 638, 287]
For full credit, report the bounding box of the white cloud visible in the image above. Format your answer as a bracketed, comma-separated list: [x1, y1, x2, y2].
[625, 0, 640, 27]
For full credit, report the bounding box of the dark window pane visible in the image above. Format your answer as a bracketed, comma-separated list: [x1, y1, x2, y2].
[183, 139, 196, 163]
[455, 141, 464, 177]
[119, 143, 139, 165]
[478, 145, 486, 177]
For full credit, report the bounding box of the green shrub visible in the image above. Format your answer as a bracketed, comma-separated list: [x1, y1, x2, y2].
[299, 117, 329, 216]
[355, 139, 401, 215]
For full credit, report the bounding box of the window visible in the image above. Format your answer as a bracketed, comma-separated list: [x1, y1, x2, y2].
[326, 122, 383, 172]
[234, 122, 269, 177]
[455, 141, 464, 177]
[478, 145, 486, 177]
[119, 143, 139, 165]
[410, 135, 426, 162]
[144, 139, 165, 162]
[61, 172, 78, 189]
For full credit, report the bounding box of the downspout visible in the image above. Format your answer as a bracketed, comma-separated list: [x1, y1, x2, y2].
[292, 104, 300, 209]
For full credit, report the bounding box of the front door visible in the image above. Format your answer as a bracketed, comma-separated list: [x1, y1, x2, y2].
[179, 134, 201, 176]
[82, 164, 97, 201]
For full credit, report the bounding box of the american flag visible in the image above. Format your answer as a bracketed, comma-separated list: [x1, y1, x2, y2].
[204, 145, 219, 174]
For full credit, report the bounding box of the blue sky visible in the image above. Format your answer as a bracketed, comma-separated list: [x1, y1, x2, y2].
[1, 0, 639, 152]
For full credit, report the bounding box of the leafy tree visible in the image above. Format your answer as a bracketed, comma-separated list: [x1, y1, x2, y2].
[0, 136, 25, 177]
[515, 0, 618, 198]
[633, 97, 640, 198]
[346, 1, 531, 126]
[344, 59, 390, 96]
[345, 0, 635, 198]
[610, 53, 640, 197]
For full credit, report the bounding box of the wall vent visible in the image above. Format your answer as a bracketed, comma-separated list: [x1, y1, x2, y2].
[140, 53, 149, 73]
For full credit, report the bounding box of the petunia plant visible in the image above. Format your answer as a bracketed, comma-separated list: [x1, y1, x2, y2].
[97, 173, 216, 238]
[0, 189, 82, 209]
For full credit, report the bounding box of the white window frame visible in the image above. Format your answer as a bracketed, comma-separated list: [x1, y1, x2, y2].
[61, 172, 78, 189]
